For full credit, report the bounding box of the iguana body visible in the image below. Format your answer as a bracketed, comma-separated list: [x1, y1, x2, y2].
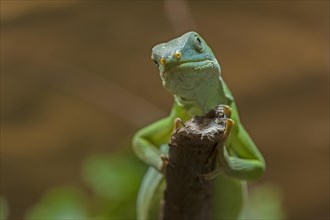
[133, 31, 265, 219]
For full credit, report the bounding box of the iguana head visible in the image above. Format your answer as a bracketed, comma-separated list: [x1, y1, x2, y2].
[151, 31, 221, 100]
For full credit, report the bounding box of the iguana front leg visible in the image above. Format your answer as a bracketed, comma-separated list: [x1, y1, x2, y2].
[219, 102, 266, 180]
[200, 104, 265, 181]
[132, 115, 174, 172]
[132, 103, 189, 172]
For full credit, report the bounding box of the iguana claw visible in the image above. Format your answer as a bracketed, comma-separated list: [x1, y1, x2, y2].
[160, 154, 169, 173]
[174, 117, 185, 130]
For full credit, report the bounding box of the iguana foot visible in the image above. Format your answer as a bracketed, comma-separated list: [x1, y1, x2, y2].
[215, 105, 231, 118]
[215, 118, 234, 139]
[160, 154, 169, 173]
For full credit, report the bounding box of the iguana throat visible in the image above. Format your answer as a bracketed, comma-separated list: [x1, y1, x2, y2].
[164, 62, 226, 116]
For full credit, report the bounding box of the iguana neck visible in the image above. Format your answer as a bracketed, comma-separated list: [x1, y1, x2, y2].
[174, 77, 227, 116]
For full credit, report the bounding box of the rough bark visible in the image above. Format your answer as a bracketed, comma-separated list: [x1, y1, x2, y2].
[163, 106, 229, 220]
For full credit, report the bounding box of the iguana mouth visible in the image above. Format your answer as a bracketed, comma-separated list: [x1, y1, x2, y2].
[164, 59, 216, 74]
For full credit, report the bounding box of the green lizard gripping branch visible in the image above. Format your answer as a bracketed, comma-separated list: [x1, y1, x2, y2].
[132, 31, 265, 220]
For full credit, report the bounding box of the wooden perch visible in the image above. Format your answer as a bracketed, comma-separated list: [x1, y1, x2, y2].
[162, 106, 230, 220]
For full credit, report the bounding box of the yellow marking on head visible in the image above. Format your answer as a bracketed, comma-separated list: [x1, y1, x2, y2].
[174, 51, 182, 59]
[160, 57, 166, 65]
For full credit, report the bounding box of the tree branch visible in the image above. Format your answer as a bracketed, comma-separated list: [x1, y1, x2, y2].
[162, 106, 229, 220]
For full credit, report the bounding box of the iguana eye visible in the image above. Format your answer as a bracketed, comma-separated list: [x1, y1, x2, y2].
[194, 36, 204, 52]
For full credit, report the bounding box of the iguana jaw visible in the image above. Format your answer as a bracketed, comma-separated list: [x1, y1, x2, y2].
[160, 59, 219, 99]
[161, 59, 216, 77]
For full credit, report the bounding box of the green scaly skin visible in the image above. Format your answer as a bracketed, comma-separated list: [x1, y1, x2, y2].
[132, 31, 265, 220]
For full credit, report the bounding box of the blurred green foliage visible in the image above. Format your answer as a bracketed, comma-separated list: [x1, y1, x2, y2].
[83, 155, 143, 200]
[24, 152, 146, 219]
[0, 197, 9, 220]
[22, 151, 286, 219]
[25, 186, 88, 219]
[82, 154, 145, 219]
[242, 184, 286, 219]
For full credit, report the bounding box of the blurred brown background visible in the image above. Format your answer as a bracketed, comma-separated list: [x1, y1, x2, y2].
[1, 1, 329, 219]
